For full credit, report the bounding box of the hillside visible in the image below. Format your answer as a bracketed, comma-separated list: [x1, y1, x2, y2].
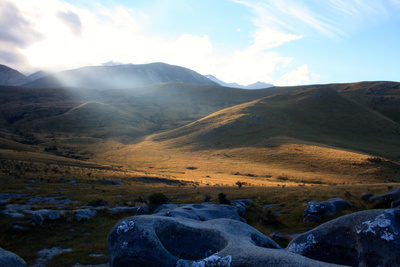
[23, 63, 218, 89]
[0, 83, 298, 145]
[153, 87, 400, 159]
[0, 64, 30, 86]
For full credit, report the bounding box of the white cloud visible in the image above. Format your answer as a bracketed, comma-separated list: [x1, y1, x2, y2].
[281, 64, 318, 86]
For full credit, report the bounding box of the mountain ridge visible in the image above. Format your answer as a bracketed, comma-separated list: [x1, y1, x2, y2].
[23, 63, 218, 89]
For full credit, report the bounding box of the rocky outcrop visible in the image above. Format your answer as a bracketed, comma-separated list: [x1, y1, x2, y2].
[0, 247, 27, 267]
[288, 209, 400, 266]
[108, 215, 340, 267]
[108, 202, 342, 267]
[303, 198, 352, 223]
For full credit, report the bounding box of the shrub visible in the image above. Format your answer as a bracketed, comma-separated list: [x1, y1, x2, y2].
[235, 181, 246, 189]
[218, 193, 230, 204]
[148, 193, 168, 205]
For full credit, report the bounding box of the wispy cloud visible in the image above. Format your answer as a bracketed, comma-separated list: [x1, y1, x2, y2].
[233, 0, 400, 40]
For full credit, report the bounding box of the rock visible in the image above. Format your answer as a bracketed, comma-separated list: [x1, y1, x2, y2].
[99, 180, 122, 186]
[12, 225, 27, 232]
[370, 186, 400, 205]
[89, 199, 109, 207]
[288, 209, 400, 266]
[230, 199, 253, 216]
[391, 199, 400, 209]
[152, 204, 179, 214]
[108, 215, 338, 267]
[1, 210, 25, 218]
[74, 209, 97, 222]
[0, 247, 27, 267]
[269, 232, 288, 243]
[361, 193, 374, 201]
[32, 247, 72, 267]
[109, 206, 149, 215]
[303, 198, 352, 223]
[33, 214, 44, 225]
[154, 202, 246, 222]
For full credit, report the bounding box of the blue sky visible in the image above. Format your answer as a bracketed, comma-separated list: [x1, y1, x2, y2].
[1, 0, 400, 86]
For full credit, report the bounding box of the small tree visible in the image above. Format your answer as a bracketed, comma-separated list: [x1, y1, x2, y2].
[235, 181, 246, 189]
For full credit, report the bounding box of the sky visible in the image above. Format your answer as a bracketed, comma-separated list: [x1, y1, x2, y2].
[1, 0, 400, 86]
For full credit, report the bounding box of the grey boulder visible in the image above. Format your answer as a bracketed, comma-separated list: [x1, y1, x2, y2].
[303, 198, 352, 223]
[370, 186, 400, 205]
[0, 247, 27, 267]
[153, 202, 246, 222]
[288, 209, 400, 266]
[108, 215, 340, 267]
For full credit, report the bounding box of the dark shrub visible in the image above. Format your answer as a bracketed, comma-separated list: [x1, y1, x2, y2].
[218, 193, 230, 204]
[148, 193, 168, 205]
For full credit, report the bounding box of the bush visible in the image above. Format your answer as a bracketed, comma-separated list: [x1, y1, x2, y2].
[218, 193, 230, 204]
[148, 193, 168, 205]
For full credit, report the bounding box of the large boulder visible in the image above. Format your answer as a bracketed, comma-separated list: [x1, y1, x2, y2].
[153, 202, 246, 222]
[370, 186, 400, 205]
[108, 215, 341, 267]
[303, 198, 352, 223]
[0, 248, 27, 267]
[288, 209, 400, 266]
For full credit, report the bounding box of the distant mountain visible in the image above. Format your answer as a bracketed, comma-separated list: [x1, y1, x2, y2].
[0, 64, 30, 86]
[27, 70, 49, 81]
[206, 74, 273, 89]
[23, 63, 218, 89]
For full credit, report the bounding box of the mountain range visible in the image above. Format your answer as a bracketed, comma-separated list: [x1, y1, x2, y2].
[23, 63, 218, 89]
[206, 74, 274, 89]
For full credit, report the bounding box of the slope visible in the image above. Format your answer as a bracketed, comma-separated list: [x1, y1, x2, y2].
[23, 63, 218, 89]
[30, 101, 155, 141]
[0, 64, 30, 86]
[153, 87, 400, 159]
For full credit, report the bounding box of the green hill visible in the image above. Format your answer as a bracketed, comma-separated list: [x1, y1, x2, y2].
[153, 87, 400, 159]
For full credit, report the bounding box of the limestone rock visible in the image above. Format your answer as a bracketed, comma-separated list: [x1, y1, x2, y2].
[288, 209, 400, 266]
[370, 186, 400, 205]
[153, 202, 246, 222]
[74, 209, 97, 222]
[0, 247, 27, 267]
[108, 215, 340, 267]
[303, 198, 351, 223]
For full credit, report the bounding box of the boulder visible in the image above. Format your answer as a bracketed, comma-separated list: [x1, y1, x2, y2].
[73, 209, 97, 222]
[109, 206, 149, 215]
[303, 198, 352, 223]
[361, 193, 374, 201]
[288, 209, 400, 266]
[0, 248, 27, 267]
[370, 186, 400, 205]
[108, 215, 341, 267]
[153, 203, 246, 222]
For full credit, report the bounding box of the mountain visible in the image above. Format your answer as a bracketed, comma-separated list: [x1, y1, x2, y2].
[0, 64, 30, 86]
[153, 86, 400, 159]
[23, 63, 218, 89]
[27, 70, 49, 81]
[206, 74, 273, 89]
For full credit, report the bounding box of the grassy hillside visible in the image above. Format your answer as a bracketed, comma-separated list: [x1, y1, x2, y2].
[153, 87, 400, 159]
